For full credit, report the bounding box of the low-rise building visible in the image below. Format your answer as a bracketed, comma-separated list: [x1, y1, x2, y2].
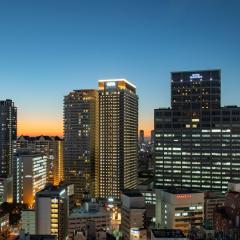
[213, 182, 240, 239]
[155, 189, 204, 236]
[136, 179, 156, 227]
[151, 229, 187, 240]
[36, 184, 74, 240]
[0, 211, 9, 234]
[21, 209, 36, 234]
[120, 190, 146, 240]
[68, 200, 110, 240]
[0, 176, 13, 203]
[15, 230, 57, 240]
[204, 192, 225, 228]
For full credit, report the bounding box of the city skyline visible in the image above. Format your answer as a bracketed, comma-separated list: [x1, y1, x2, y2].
[0, 0, 240, 136]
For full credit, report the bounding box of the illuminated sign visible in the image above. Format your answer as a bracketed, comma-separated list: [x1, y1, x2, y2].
[130, 228, 140, 240]
[176, 194, 192, 199]
[106, 82, 116, 87]
[131, 229, 139, 235]
[190, 73, 203, 79]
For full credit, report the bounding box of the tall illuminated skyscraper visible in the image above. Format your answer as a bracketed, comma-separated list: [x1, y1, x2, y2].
[97, 79, 138, 198]
[64, 90, 98, 202]
[0, 99, 17, 177]
[154, 70, 240, 192]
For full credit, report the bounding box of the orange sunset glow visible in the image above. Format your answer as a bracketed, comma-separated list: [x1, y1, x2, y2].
[139, 119, 153, 138]
[18, 119, 63, 137]
[18, 118, 152, 137]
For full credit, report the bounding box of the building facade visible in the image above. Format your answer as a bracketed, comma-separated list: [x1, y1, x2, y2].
[68, 202, 110, 240]
[0, 212, 9, 237]
[204, 191, 225, 228]
[97, 79, 138, 198]
[0, 177, 13, 204]
[151, 229, 187, 240]
[0, 99, 17, 177]
[35, 184, 74, 240]
[15, 231, 57, 240]
[21, 210, 36, 234]
[139, 130, 145, 146]
[64, 90, 98, 202]
[120, 190, 146, 240]
[213, 182, 240, 239]
[154, 70, 240, 192]
[13, 152, 47, 207]
[17, 136, 64, 185]
[155, 189, 204, 236]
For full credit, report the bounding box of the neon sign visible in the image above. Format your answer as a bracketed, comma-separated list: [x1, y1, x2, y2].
[190, 73, 203, 79]
[176, 194, 192, 199]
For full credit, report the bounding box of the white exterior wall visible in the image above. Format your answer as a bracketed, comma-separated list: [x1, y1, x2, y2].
[37, 197, 51, 234]
[155, 189, 204, 235]
[22, 210, 36, 234]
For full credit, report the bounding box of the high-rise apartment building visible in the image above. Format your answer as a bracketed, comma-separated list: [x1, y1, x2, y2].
[35, 184, 74, 240]
[64, 90, 98, 202]
[0, 99, 17, 177]
[154, 70, 240, 192]
[13, 152, 47, 207]
[17, 136, 64, 185]
[97, 79, 138, 198]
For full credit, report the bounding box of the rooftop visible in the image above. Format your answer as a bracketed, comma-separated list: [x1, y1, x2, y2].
[151, 229, 186, 238]
[36, 183, 68, 197]
[171, 69, 221, 74]
[18, 135, 63, 141]
[204, 191, 225, 199]
[163, 188, 202, 195]
[15, 235, 56, 240]
[122, 189, 143, 198]
[98, 78, 136, 89]
[69, 207, 109, 219]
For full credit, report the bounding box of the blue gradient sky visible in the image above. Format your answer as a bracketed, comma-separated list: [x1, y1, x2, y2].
[0, 0, 239, 136]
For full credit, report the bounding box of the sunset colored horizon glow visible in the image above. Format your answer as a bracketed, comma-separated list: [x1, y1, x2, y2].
[18, 120, 153, 137]
[18, 120, 64, 137]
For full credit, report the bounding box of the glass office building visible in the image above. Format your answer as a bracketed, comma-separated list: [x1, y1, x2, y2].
[154, 70, 240, 192]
